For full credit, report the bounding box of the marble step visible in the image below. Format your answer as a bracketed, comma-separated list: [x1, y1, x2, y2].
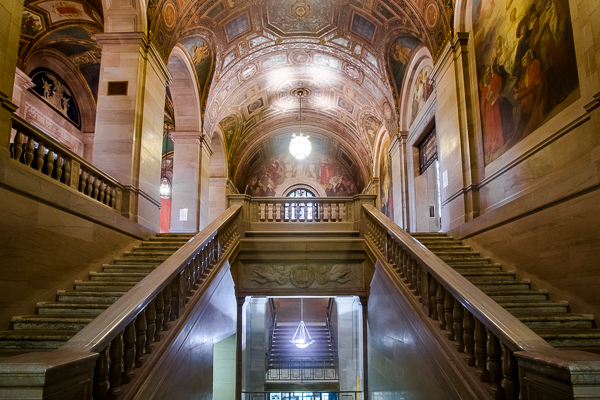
[411, 233, 451, 237]
[11, 314, 95, 331]
[497, 300, 569, 314]
[113, 257, 169, 264]
[135, 245, 182, 251]
[74, 280, 138, 291]
[37, 302, 110, 315]
[442, 257, 492, 265]
[89, 272, 147, 281]
[459, 271, 515, 278]
[445, 262, 498, 269]
[473, 280, 531, 291]
[148, 236, 193, 242]
[140, 240, 190, 246]
[484, 289, 549, 301]
[0, 330, 77, 349]
[533, 329, 600, 347]
[101, 264, 157, 273]
[124, 250, 177, 257]
[452, 267, 505, 274]
[431, 250, 480, 257]
[154, 233, 195, 238]
[422, 243, 470, 249]
[56, 290, 123, 303]
[513, 313, 594, 329]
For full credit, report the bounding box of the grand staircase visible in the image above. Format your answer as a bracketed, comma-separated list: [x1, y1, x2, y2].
[0, 233, 194, 351]
[412, 232, 600, 350]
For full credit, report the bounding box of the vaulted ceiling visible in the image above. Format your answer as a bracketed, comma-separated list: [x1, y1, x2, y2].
[17, 0, 453, 192]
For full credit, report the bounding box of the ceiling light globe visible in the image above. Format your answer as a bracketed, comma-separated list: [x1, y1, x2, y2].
[289, 133, 311, 160]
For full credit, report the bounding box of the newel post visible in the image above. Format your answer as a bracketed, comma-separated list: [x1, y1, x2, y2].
[353, 195, 377, 234]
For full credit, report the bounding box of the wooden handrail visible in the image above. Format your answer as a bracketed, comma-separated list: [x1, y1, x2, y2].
[64, 204, 242, 353]
[363, 204, 551, 353]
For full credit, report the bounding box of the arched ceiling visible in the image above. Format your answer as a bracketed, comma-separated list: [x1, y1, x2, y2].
[150, 0, 453, 192]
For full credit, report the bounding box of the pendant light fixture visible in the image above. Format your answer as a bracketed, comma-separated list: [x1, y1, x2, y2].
[289, 89, 311, 160]
[290, 298, 315, 349]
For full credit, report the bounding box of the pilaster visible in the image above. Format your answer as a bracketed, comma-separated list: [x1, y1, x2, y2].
[92, 33, 172, 231]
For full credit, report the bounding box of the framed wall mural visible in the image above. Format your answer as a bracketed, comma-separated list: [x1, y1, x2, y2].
[409, 65, 433, 126]
[472, 0, 580, 164]
[380, 139, 393, 220]
[246, 152, 357, 197]
[29, 68, 80, 128]
[179, 35, 213, 107]
[388, 37, 422, 101]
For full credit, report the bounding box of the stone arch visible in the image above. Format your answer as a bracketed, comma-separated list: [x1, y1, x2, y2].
[168, 45, 202, 132]
[208, 130, 228, 223]
[276, 180, 327, 197]
[23, 48, 97, 160]
[453, 0, 474, 33]
[399, 46, 434, 132]
[101, 0, 147, 34]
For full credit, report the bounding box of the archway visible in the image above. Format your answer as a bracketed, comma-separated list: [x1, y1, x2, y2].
[208, 131, 228, 223]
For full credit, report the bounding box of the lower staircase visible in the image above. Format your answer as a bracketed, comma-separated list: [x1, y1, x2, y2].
[412, 232, 600, 351]
[0, 233, 194, 351]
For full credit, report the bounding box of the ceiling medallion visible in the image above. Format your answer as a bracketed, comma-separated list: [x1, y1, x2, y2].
[291, 0, 310, 20]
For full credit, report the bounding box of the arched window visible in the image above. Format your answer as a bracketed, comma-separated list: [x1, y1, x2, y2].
[285, 188, 316, 220]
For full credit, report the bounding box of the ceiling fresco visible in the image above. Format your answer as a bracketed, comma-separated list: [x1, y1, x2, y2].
[146, 0, 453, 190]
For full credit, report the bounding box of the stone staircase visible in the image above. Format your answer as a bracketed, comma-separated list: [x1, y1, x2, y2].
[269, 323, 336, 368]
[412, 232, 600, 350]
[0, 233, 194, 351]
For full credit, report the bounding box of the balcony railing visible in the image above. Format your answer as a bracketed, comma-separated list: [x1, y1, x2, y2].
[251, 197, 354, 223]
[8, 114, 122, 212]
[266, 358, 339, 381]
[243, 391, 360, 400]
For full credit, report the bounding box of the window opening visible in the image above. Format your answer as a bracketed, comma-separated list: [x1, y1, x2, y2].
[418, 128, 437, 175]
[285, 188, 316, 221]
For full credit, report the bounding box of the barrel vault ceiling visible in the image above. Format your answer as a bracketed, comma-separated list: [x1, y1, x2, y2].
[18, 0, 454, 192]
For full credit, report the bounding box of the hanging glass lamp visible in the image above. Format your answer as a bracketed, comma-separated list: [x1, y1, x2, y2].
[290, 298, 315, 349]
[289, 89, 311, 160]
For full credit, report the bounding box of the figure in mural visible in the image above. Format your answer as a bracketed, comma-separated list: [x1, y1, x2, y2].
[409, 66, 433, 126]
[21, 11, 42, 36]
[473, 0, 579, 164]
[30, 69, 80, 127]
[388, 37, 422, 107]
[247, 153, 356, 197]
[380, 142, 394, 220]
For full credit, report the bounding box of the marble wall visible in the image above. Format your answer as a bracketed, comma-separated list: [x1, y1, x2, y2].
[136, 267, 237, 399]
[368, 269, 467, 400]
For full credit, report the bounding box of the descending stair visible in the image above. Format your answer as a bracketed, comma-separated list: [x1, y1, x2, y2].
[0, 233, 194, 351]
[268, 323, 336, 368]
[411, 232, 600, 350]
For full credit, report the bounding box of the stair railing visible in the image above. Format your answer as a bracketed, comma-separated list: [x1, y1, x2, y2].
[59, 205, 242, 399]
[362, 204, 553, 399]
[8, 114, 123, 212]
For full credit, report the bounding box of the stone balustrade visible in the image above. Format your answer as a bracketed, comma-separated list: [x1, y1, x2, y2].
[9, 114, 122, 212]
[251, 197, 354, 223]
[363, 204, 600, 399]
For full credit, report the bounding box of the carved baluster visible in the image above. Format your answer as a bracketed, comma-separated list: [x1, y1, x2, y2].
[436, 283, 446, 328]
[54, 154, 63, 182]
[184, 263, 191, 299]
[108, 332, 123, 396]
[323, 203, 329, 221]
[464, 309, 476, 366]
[110, 189, 117, 208]
[135, 311, 147, 368]
[44, 150, 54, 176]
[122, 321, 136, 383]
[501, 344, 519, 400]
[339, 203, 345, 221]
[267, 203, 274, 221]
[453, 299, 465, 352]
[87, 174, 96, 197]
[79, 171, 87, 192]
[62, 158, 71, 185]
[104, 187, 112, 206]
[475, 320, 490, 381]
[98, 182, 106, 203]
[488, 330, 504, 398]
[12, 131, 23, 161]
[171, 275, 181, 320]
[399, 248, 407, 278]
[154, 291, 164, 341]
[146, 300, 156, 354]
[260, 203, 266, 221]
[25, 137, 35, 166]
[414, 264, 421, 297]
[429, 277, 438, 319]
[275, 203, 281, 221]
[162, 286, 172, 330]
[331, 204, 337, 221]
[35, 142, 45, 171]
[445, 291, 455, 340]
[406, 258, 414, 289]
[93, 346, 110, 400]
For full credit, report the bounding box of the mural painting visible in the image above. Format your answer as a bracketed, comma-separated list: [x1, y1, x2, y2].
[388, 37, 422, 99]
[219, 114, 240, 159]
[363, 115, 382, 149]
[246, 152, 357, 197]
[409, 65, 433, 126]
[472, 0, 580, 164]
[29, 68, 80, 128]
[21, 11, 43, 36]
[180, 36, 212, 102]
[380, 139, 393, 219]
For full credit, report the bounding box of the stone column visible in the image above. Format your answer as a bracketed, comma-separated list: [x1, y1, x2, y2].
[336, 297, 361, 394]
[209, 177, 228, 223]
[169, 132, 212, 233]
[390, 133, 409, 230]
[92, 33, 172, 231]
[0, 0, 24, 155]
